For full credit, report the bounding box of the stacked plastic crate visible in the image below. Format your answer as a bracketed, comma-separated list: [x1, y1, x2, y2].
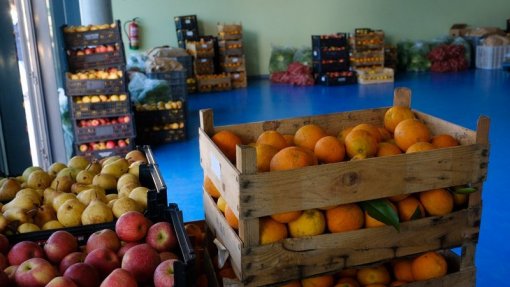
[218, 24, 247, 89]
[174, 15, 199, 49]
[350, 28, 394, 84]
[63, 21, 135, 158]
[312, 33, 357, 86]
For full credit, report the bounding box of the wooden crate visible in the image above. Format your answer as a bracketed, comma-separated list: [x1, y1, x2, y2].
[197, 74, 232, 93]
[218, 23, 243, 40]
[357, 67, 394, 84]
[230, 71, 247, 89]
[199, 88, 489, 287]
[219, 40, 244, 56]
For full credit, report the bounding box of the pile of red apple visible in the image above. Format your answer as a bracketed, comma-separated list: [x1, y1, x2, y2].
[77, 116, 131, 128]
[79, 139, 129, 152]
[0, 211, 182, 287]
[69, 45, 118, 56]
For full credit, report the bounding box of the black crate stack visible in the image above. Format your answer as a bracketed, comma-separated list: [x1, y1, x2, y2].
[311, 33, 357, 86]
[62, 21, 136, 158]
[218, 24, 247, 89]
[174, 15, 199, 49]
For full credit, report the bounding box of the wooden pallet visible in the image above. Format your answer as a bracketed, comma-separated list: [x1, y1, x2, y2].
[199, 87, 489, 286]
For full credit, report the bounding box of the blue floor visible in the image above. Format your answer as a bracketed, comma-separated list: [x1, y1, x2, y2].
[153, 69, 510, 285]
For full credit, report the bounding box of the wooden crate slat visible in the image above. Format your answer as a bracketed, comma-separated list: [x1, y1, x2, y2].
[405, 266, 476, 287]
[415, 111, 477, 146]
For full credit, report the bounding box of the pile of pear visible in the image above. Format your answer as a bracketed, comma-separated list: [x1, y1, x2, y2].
[0, 150, 150, 235]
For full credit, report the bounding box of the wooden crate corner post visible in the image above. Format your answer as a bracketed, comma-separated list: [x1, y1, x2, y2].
[200, 108, 215, 136]
[393, 87, 411, 107]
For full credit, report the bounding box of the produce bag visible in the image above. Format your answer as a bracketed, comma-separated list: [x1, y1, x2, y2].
[428, 45, 468, 72]
[126, 52, 148, 72]
[128, 72, 171, 104]
[269, 46, 296, 74]
[397, 41, 431, 72]
[270, 62, 314, 86]
[147, 46, 188, 59]
[145, 58, 184, 73]
[293, 47, 312, 66]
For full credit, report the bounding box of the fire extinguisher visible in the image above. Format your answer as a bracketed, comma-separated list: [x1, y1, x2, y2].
[124, 18, 141, 50]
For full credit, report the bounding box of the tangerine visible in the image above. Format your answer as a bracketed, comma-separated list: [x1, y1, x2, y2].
[419, 189, 454, 216]
[431, 134, 459, 148]
[204, 175, 221, 198]
[411, 251, 448, 281]
[326, 204, 364, 233]
[283, 134, 295, 146]
[260, 217, 288, 244]
[338, 126, 354, 142]
[314, 136, 346, 164]
[393, 259, 415, 282]
[334, 277, 360, 287]
[271, 210, 303, 224]
[352, 123, 382, 143]
[365, 200, 397, 228]
[294, 124, 327, 151]
[256, 130, 289, 151]
[225, 204, 239, 230]
[377, 142, 402, 157]
[397, 196, 425, 221]
[288, 209, 326, 238]
[302, 275, 335, 287]
[345, 129, 378, 158]
[212, 130, 243, 163]
[394, 119, 431, 152]
[250, 143, 279, 172]
[384, 106, 416, 133]
[270, 147, 316, 171]
[357, 265, 391, 285]
[406, 142, 436, 153]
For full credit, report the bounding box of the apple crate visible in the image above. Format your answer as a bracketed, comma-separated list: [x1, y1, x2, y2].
[146, 70, 188, 101]
[312, 59, 350, 73]
[134, 104, 186, 127]
[218, 23, 243, 40]
[66, 47, 125, 72]
[312, 46, 350, 61]
[221, 55, 246, 73]
[65, 73, 126, 96]
[72, 116, 136, 144]
[177, 28, 199, 42]
[70, 95, 131, 119]
[75, 139, 134, 159]
[199, 88, 489, 286]
[197, 74, 232, 93]
[219, 40, 244, 56]
[136, 128, 187, 145]
[62, 20, 122, 48]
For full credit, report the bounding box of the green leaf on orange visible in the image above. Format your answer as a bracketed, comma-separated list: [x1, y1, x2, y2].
[361, 199, 400, 232]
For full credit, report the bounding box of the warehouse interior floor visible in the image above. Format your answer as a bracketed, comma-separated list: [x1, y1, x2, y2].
[153, 69, 509, 285]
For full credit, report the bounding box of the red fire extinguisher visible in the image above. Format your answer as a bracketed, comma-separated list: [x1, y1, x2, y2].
[124, 18, 141, 50]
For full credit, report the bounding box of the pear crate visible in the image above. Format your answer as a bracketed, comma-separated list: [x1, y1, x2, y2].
[65, 71, 126, 96]
[66, 45, 125, 72]
[62, 21, 122, 48]
[199, 88, 489, 286]
[70, 94, 131, 119]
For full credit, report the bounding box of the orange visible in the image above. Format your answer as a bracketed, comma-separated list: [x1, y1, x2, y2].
[314, 136, 346, 164]
[260, 217, 288, 244]
[326, 204, 364, 233]
[365, 285, 387, 287]
[384, 106, 416, 133]
[225, 204, 239, 230]
[390, 281, 407, 286]
[352, 123, 382, 143]
[344, 129, 378, 158]
[283, 134, 295, 146]
[397, 196, 425, 221]
[406, 142, 436, 153]
[212, 130, 243, 163]
[377, 142, 402, 157]
[393, 259, 415, 282]
[350, 154, 367, 161]
[294, 124, 328, 151]
[271, 210, 303, 223]
[334, 277, 360, 287]
[365, 200, 397, 228]
[419, 189, 454, 216]
[204, 175, 221, 198]
[388, 194, 409, 202]
[338, 268, 358, 278]
[378, 127, 392, 142]
[250, 143, 279, 172]
[357, 265, 391, 285]
[453, 192, 468, 207]
[431, 134, 459, 148]
[281, 280, 302, 287]
[270, 146, 316, 171]
[288, 209, 326, 238]
[394, 119, 431, 152]
[411, 251, 448, 281]
[302, 275, 335, 287]
[338, 126, 354, 142]
[256, 130, 289, 151]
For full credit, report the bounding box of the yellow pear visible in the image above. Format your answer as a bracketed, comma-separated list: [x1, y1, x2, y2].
[101, 163, 125, 178]
[2, 195, 39, 212]
[48, 162, 67, 176]
[129, 187, 149, 210]
[128, 160, 145, 177]
[81, 199, 113, 225]
[112, 197, 141, 218]
[106, 194, 118, 202]
[26, 170, 52, 189]
[52, 193, 77, 212]
[107, 199, 117, 209]
[101, 156, 121, 167]
[113, 158, 130, 171]
[43, 188, 62, 206]
[0, 178, 22, 201]
[51, 175, 74, 193]
[68, 155, 90, 170]
[3, 207, 30, 224]
[57, 167, 80, 180]
[77, 188, 107, 206]
[117, 173, 139, 191]
[92, 174, 117, 190]
[18, 223, 40, 233]
[71, 182, 89, 194]
[33, 204, 57, 227]
[86, 161, 102, 175]
[125, 150, 147, 164]
[118, 182, 139, 198]
[42, 220, 64, 230]
[76, 170, 94, 185]
[22, 166, 43, 182]
[15, 188, 42, 204]
[0, 213, 8, 232]
[57, 199, 85, 227]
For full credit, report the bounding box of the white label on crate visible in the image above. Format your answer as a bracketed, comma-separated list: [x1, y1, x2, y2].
[321, 76, 326, 81]
[185, 19, 191, 24]
[234, 73, 240, 79]
[210, 153, 221, 180]
[313, 50, 318, 56]
[200, 58, 208, 63]
[232, 57, 239, 63]
[186, 31, 194, 36]
[201, 44, 208, 49]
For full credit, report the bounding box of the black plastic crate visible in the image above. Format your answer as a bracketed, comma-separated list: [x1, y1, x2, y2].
[73, 116, 136, 144]
[146, 71, 188, 101]
[174, 55, 193, 77]
[194, 57, 215, 75]
[312, 59, 350, 73]
[311, 33, 349, 48]
[63, 21, 122, 48]
[314, 72, 358, 86]
[66, 74, 126, 96]
[312, 46, 349, 61]
[67, 48, 125, 71]
[70, 96, 131, 119]
[136, 128, 187, 145]
[177, 28, 199, 41]
[135, 106, 186, 127]
[75, 140, 134, 159]
[174, 15, 198, 30]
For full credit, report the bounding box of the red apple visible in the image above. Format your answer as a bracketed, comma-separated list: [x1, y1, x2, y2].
[76, 50, 85, 56]
[84, 248, 120, 279]
[84, 48, 94, 55]
[154, 259, 178, 287]
[46, 276, 78, 287]
[44, 230, 79, 264]
[110, 119, 118, 124]
[15, 258, 58, 287]
[86, 229, 121, 253]
[121, 243, 160, 284]
[117, 242, 139, 259]
[99, 268, 137, 287]
[98, 118, 107, 125]
[106, 141, 116, 149]
[146, 221, 178, 252]
[79, 144, 88, 152]
[8, 241, 45, 265]
[122, 116, 130, 123]
[159, 251, 179, 261]
[0, 234, 8, 254]
[63, 263, 100, 287]
[106, 45, 115, 53]
[59, 252, 85, 274]
[0, 270, 9, 286]
[90, 119, 99, 127]
[115, 211, 149, 242]
[4, 265, 18, 282]
[0, 253, 7, 270]
[117, 140, 127, 148]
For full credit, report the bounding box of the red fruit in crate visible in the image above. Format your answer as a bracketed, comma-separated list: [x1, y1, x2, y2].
[92, 143, 101, 150]
[117, 242, 139, 259]
[90, 119, 99, 127]
[111, 119, 118, 124]
[0, 233, 10, 254]
[153, 259, 178, 287]
[0, 270, 9, 287]
[96, 45, 107, 53]
[84, 248, 120, 279]
[63, 263, 100, 287]
[79, 120, 87, 127]
[146, 222, 178, 252]
[122, 116, 130, 123]
[15, 258, 58, 287]
[44, 230, 79, 264]
[46, 276, 78, 287]
[106, 45, 115, 53]
[115, 211, 149, 242]
[122, 244, 160, 284]
[106, 141, 116, 149]
[76, 50, 85, 56]
[117, 117, 124, 124]
[84, 48, 94, 55]
[87, 229, 121, 253]
[108, 67, 118, 73]
[0, 253, 7, 270]
[117, 140, 127, 148]
[100, 268, 138, 287]
[8, 241, 45, 265]
[59, 252, 85, 274]
[98, 118, 107, 125]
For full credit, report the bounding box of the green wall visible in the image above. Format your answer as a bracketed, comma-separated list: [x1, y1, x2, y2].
[112, 0, 509, 75]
